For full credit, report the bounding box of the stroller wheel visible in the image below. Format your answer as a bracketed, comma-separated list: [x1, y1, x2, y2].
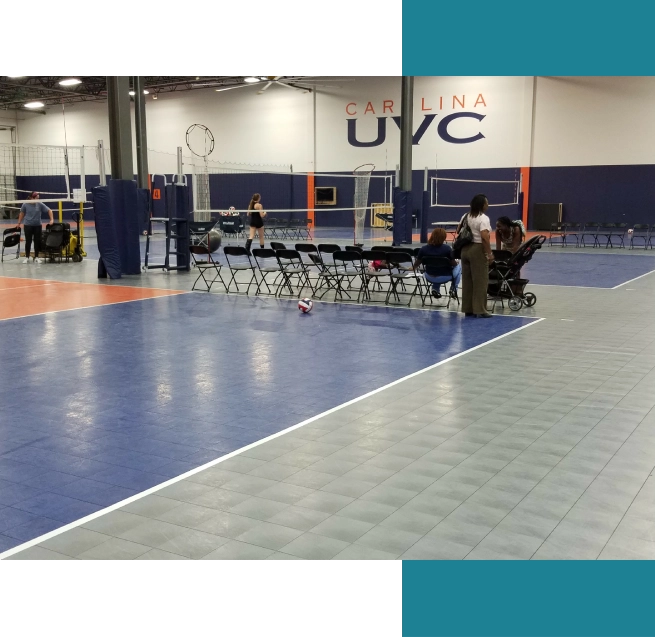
[524, 292, 536, 307]
[508, 296, 523, 311]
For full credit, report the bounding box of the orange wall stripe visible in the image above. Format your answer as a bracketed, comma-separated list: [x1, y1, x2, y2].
[307, 173, 315, 231]
[520, 166, 530, 228]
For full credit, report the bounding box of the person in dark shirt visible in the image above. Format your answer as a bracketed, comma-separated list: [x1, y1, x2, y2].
[18, 191, 53, 263]
[416, 228, 462, 299]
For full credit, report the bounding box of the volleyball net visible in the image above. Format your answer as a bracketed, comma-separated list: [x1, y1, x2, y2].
[429, 169, 523, 225]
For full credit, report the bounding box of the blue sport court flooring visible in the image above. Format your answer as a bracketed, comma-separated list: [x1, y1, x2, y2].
[0, 292, 536, 552]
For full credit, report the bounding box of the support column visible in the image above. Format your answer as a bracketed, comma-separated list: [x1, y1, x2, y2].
[393, 76, 414, 245]
[399, 76, 414, 193]
[107, 76, 134, 180]
[133, 76, 149, 190]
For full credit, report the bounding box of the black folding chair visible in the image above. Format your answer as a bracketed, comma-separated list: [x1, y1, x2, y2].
[264, 218, 281, 239]
[598, 223, 627, 248]
[219, 216, 243, 242]
[580, 221, 601, 247]
[610, 223, 628, 248]
[565, 222, 581, 247]
[309, 252, 340, 298]
[251, 248, 284, 296]
[270, 241, 287, 251]
[332, 250, 363, 301]
[285, 217, 309, 240]
[385, 251, 420, 306]
[190, 245, 227, 292]
[275, 249, 314, 297]
[419, 256, 459, 308]
[317, 244, 342, 274]
[630, 224, 652, 249]
[549, 223, 570, 247]
[223, 246, 257, 294]
[2, 226, 21, 262]
[360, 249, 391, 303]
[295, 243, 319, 265]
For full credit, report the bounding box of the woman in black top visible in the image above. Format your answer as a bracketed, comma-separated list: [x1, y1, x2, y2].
[245, 193, 266, 253]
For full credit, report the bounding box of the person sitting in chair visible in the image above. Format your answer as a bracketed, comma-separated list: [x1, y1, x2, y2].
[416, 228, 462, 299]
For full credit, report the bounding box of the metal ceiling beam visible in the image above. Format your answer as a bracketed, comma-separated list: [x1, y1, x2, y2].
[0, 76, 289, 108]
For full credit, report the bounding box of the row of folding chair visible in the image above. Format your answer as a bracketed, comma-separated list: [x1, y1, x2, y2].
[263, 218, 311, 241]
[549, 222, 653, 248]
[288, 243, 459, 308]
[190, 241, 459, 308]
[213, 215, 311, 243]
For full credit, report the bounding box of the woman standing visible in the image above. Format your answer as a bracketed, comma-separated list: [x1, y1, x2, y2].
[245, 193, 266, 254]
[18, 191, 54, 264]
[458, 194, 494, 318]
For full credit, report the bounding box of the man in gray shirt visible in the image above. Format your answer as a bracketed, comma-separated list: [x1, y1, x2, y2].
[18, 191, 53, 263]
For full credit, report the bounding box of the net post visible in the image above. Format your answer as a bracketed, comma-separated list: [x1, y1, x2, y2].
[80, 202, 85, 255]
[80, 145, 86, 202]
[177, 147, 183, 182]
[420, 167, 429, 244]
[420, 190, 430, 244]
[98, 140, 107, 186]
[58, 201, 62, 223]
[191, 161, 199, 216]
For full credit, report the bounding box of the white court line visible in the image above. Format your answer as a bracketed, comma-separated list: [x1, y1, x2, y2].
[0, 291, 188, 323]
[0, 283, 55, 292]
[611, 269, 655, 289]
[196, 289, 544, 320]
[0, 273, 171, 292]
[528, 283, 613, 290]
[0, 316, 545, 560]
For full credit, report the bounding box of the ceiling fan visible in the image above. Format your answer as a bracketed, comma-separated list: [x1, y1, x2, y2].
[214, 76, 352, 95]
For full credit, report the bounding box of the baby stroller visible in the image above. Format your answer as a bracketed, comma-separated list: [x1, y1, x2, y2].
[487, 234, 545, 311]
[2, 226, 21, 262]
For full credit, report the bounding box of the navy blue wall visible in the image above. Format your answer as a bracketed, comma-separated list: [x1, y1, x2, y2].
[314, 172, 394, 227]
[412, 168, 523, 234]
[528, 165, 655, 228]
[15, 175, 110, 221]
[18, 165, 655, 230]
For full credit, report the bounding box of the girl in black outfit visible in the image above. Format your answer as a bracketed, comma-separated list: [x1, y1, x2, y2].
[245, 193, 266, 253]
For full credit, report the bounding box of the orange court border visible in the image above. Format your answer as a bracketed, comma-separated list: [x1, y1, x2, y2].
[0, 276, 186, 322]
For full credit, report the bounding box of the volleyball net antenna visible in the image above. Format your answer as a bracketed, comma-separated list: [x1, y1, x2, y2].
[0, 143, 87, 211]
[353, 163, 375, 246]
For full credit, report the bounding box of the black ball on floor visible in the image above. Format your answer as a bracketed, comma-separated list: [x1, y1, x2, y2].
[208, 229, 222, 253]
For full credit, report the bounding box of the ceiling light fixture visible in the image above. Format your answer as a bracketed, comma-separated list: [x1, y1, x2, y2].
[8, 76, 25, 78]
[244, 77, 259, 83]
[24, 101, 45, 109]
[59, 78, 81, 86]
